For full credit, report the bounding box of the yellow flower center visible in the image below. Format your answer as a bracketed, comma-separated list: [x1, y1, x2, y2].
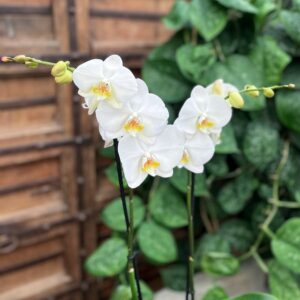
[141, 156, 160, 175]
[212, 80, 223, 96]
[197, 117, 215, 130]
[91, 82, 112, 98]
[180, 149, 190, 165]
[124, 116, 144, 135]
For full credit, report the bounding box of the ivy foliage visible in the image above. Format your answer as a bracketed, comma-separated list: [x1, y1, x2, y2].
[88, 1, 300, 299]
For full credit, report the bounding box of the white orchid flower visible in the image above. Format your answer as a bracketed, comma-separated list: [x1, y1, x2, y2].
[206, 79, 238, 99]
[175, 85, 232, 136]
[178, 131, 215, 173]
[73, 55, 137, 114]
[118, 125, 184, 188]
[96, 79, 169, 143]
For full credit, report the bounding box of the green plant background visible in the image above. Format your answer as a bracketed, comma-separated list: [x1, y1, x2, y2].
[87, 0, 300, 299]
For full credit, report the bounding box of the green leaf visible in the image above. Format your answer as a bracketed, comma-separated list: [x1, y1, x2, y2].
[170, 168, 209, 197]
[201, 55, 265, 111]
[216, 124, 239, 154]
[206, 155, 229, 177]
[148, 31, 185, 61]
[163, 0, 190, 30]
[201, 252, 240, 276]
[160, 265, 187, 291]
[110, 281, 153, 300]
[243, 122, 279, 170]
[99, 146, 115, 159]
[110, 285, 131, 300]
[104, 163, 128, 188]
[139, 281, 154, 300]
[217, 172, 258, 214]
[280, 10, 300, 44]
[230, 293, 278, 300]
[190, 0, 227, 41]
[216, 0, 257, 14]
[137, 221, 177, 264]
[202, 285, 229, 300]
[271, 218, 300, 274]
[276, 90, 300, 133]
[142, 58, 193, 103]
[176, 43, 216, 83]
[101, 196, 145, 232]
[195, 233, 231, 263]
[268, 260, 300, 300]
[250, 36, 291, 85]
[149, 183, 188, 228]
[219, 219, 254, 253]
[85, 238, 128, 277]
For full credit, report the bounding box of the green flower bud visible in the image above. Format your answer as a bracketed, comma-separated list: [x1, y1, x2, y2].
[228, 91, 244, 109]
[245, 85, 259, 97]
[13, 55, 28, 63]
[263, 87, 275, 98]
[51, 61, 68, 77]
[54, 70, 73, 84]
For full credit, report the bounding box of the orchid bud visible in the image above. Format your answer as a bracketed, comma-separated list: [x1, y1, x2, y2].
[54, 70, 73, 84]
[14, 55, 27, 63]
[263, 88, 275, 98]
[245, 85, 259, 97]
[51, 61, 68, 77]
[1, 56, 13, 62]
[228, 91, 244, 109]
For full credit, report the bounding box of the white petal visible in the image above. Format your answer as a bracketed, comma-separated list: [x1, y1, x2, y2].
[185, 132, 215, 173]
[96, 101, 130, 139]
[191, 85, 208, 98]
[138, 94, 169, 137]
[110, 67, 138, 102]
[103, 55, 123, 78]
[136, 78, 149, 94]
[118, 136, 147, 188]
[73, 59, 104, 92]
[152, 125, 185, 172]
[175, 97, 199, 135]
[207, 95, 232, 128]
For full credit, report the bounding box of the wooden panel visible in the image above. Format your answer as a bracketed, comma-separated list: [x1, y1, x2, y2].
[0, 224, 80, 300]
[89, 0, 173, 56]
[91, 0, 173, 13]
[0, 0, 70, 55]
[0, 147, 77, 229]
[0, 74, 73, 148]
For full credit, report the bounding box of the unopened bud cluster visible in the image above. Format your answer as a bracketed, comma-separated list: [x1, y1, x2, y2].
[51, 61, 73, 84]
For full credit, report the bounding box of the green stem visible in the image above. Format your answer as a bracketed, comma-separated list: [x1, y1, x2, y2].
[239, 141, 290, 268]
[186, 172, 195, 300]
[268, 199, 300, 208]
[252, 251, 269, 273]
[30, 57, 75, 72]
[128, 189, 138, 300]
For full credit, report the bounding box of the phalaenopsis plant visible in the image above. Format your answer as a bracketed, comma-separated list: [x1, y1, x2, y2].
[1, 54, 295, 300]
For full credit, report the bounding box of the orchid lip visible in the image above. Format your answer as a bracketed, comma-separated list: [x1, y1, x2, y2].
[141, 153, 160, 176]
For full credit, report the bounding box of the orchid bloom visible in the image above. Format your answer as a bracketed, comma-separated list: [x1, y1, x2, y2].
[118, 125, 184, 188]
[175, 85, 232, 136]
[73, 55, 137, 114]
[206, 79, 238, 99]
[177, 131, 215, 173]
[96, 79, 169, 143]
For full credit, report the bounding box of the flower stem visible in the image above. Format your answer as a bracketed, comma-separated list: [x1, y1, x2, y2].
[186, 172, 195, 300]
[1, 55, 75, 72]
[113, 139, 142, 300]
